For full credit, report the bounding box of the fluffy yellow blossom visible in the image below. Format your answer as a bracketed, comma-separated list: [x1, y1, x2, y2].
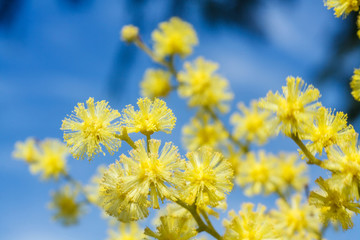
[230, 101, 274, 145]
[120, 25, 139, 43]
[48, 184, 84, 226]
[350, 68, 360, 101]
[99, 160, 150, 222]
[324, 0, 359, 18]
[151, 17, 198, 59]
[259, 76, 321, 136]
[30, 138, 68, 180]
[145, 216, 197, 240]
[223, 203, 279, 240]
[61, 97, 122, 161]
[182, 113, 228, 151]
[236, 151, 281, 196]
[322, 133, 360, 200]
[107, 223, 145, 240]
[120, 139, 184, 209]
[180, 146, 233, 207]
[178, 57, 233, 113]
[225, 146, 243, 177]
[309, 177, 360, 230]
[271, 194, 321, 239]
[303, 107, 354, 156]
[85, 165, 106, 205]
[12, 137, 40, 163]
[121, 98, 176, 135]
[357, 14, 360, 38]
[276, 153, 308, 195]
[140, 69, 172, 99]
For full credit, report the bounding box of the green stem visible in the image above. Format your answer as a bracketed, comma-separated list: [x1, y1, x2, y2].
[290, 134, 322, 166]
[205, 106, 249, 153]
[134, 39, 168, 67]
[146, 134, 151, 153]
[115, 128, 137, 149]
[175, 199, 222, 240]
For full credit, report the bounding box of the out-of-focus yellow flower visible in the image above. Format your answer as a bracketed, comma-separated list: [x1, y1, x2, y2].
[236, 151, 281, 196]
[30, 138, 68, 180]
[350, 68, 360, 101]
[107, 223, 145, 240]
[271, 194, 321, 239]
[322, 133, 360, 200]
[121, 98, 176, 135]
[309, 177, 360, 230]
[120, 25, 139, 43]
[276, 153, 308, 195]
[180, 146, 233, 207]
[182, 113, 228, 151]
[225, 145, 243, 177]
[259, 76, 321, 137]
[99, 160, 150, 222]
[61, 97, 122, 161]
[48, 184, 84, 226]
[230, 101, 274, 145]
[85, 165, 106, 205]
[324, 0, 359, 18]
[223, 203, 279, 240]
[302, 107, 354, 156]
[140, 69, 172, 99]
[151, 17, 198, 59]
[178, 57, 233, 113]
[145, 215, 197, 240]
[119, 139, 185, 209]
[357, 14, 360, 38]
[12, 137, 40, 163]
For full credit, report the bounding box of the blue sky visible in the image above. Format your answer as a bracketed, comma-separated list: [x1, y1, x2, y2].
[1, 0, 359, 239]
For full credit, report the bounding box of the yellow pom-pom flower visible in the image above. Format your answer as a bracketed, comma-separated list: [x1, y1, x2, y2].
[178, 57, 233, 113]
[230, 101, 274, 145]
[140, 69, 172, 99]
[275, 153, 308, 195]
[180, 146, 233, 207]
[48, 184, 84, 226]
[119, 139, 184, 209]
[107, 223, 145, 240]
[121, 98, 176, 135]
[309, 177, 360, 230]
[30, 138, 68, 180]
[271, 194, 321, 239]
[182, 113, 228, 151]
[324, 0, 359, 18]
[302, 107, 354, 156]
[99, 160, 150, 222]
[259, 76, 321, 137]
[151, 17, 198, 59]
[236, 151, 281, 196]
[350, 68, 360, 101]
[120, 24, 139, 43]
[322, 133, 360, 200]
[357, 14, 360, 38]
[61, 97, 122, 161]
[12, 137, 40, 163]
[223, 203, 279, 240]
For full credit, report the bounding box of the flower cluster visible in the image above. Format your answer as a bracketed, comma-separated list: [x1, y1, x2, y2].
[13, 15, 360, 240]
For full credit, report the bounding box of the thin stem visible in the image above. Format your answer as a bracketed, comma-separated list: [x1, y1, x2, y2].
[134, 39, 168, 67]
[115, 128, 137, 149]
[200, 209, 217, 234]
[175, 199, 222, 240]
[146, 134, 151, 153]
[290, 134, 322, 166]
[205, 107, 249, 153]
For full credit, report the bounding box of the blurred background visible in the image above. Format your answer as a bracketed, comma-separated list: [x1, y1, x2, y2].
[1, 0, 360, 239]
